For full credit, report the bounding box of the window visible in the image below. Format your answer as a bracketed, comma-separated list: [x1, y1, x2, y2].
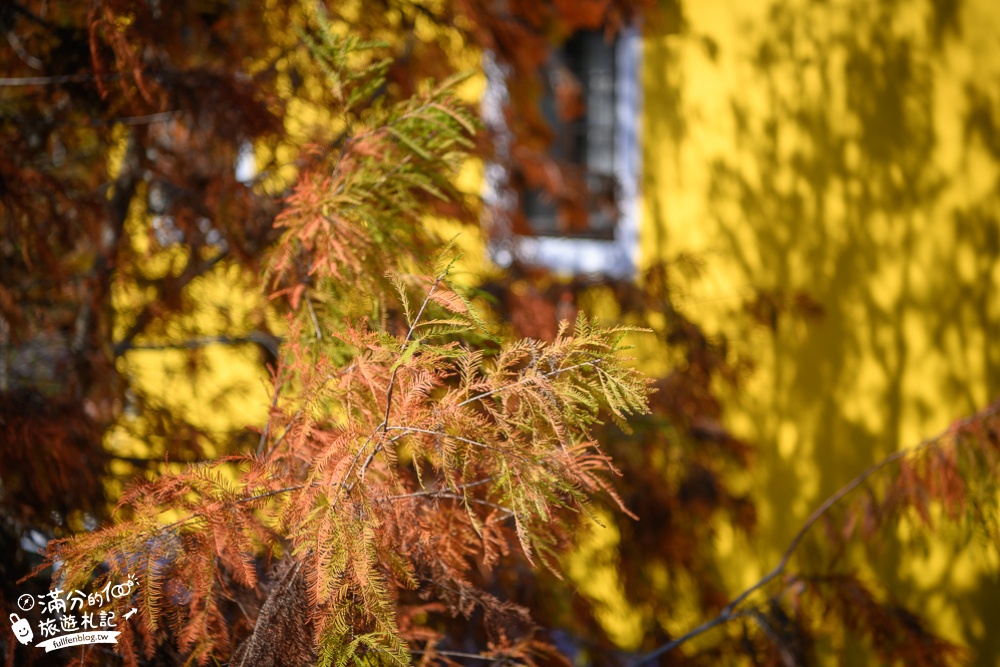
[483, 26, 641, 278]
[525, 30, 618, 239]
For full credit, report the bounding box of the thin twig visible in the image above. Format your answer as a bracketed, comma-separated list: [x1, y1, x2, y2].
[389, 477, 494, 500]
[7, 30, 43, 70]
[261, 366, 355, 461]
[403, 492, 513, 515]
[109, 454, 214, 466]
[457, 359, 602, 408]
[112, 252, 229, 358]
[159, 484, 307, 533]
[88, 111, 181, 126]
[356, 272, 446, 485]
[306, 295, 322, 340]
[386, 426, 531, 462]
[121, 332, 281, 357]
[0, 73, 96, 86]
[256, 371, 284, 457]
[749, 609, 797, 667]
[381, 272, 444, 431]
[411, 649, 506, 662]
[632, 401, 1000, 665]
[333, 272, 447, 503]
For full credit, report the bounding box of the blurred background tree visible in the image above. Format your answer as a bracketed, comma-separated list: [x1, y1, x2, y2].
[1, 0, 290, 620]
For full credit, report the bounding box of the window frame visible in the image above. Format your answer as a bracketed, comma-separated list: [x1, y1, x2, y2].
[482, 25, 642, 279]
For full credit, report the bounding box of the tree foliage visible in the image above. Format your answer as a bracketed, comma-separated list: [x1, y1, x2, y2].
[4, 1, 1000, 666]
[4, 10, 657, 666]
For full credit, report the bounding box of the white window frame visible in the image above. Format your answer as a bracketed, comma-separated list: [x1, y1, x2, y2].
[482, 26, 642, 279]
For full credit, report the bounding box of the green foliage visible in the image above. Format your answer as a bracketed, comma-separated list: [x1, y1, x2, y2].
[268, 25, 478, 326]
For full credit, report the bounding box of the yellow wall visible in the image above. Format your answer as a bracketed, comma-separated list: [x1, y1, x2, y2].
[641, 0, 1000, 660]
[115, 0, 1000, 660]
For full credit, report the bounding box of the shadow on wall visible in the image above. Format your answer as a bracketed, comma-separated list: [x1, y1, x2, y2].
[644, 0, 1000, 660]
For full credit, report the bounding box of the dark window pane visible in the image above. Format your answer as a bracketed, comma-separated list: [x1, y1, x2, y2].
[524, 29, 618, 240]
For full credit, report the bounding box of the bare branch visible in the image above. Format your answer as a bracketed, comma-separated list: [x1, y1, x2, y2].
[633, 401, 1000, 664]
[750, 609, 798, 667]
[260, 366, 355, 460]
[381, 271, 445, 431]
[0, 74, 94, 86]
[160, 483, 308, 533]
[257, 370, 285, 457]
[388, 477, 494, 500]
[411, 648, 509, 663]
[86, 111, 182, 127]
[397, 492, 513, 516]
[120, 332, 281, 358]
[109, 454, 215, 466]
[305, 295, 322, 340]
[111, 252, 229, 357]
[350, 271, 447, 488]
[386, 425, 531, 462]
[457, 359, 602, 408]
[7, 30, 44, 70]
